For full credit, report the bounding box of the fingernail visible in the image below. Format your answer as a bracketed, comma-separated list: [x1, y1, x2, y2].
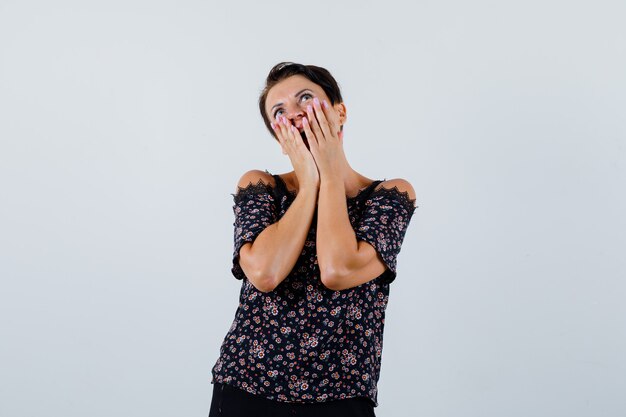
[307, 105, 312, 113]
[303, 116, 309, 125]
[314, 97, 320, 106]
[271, 122, 276, 129]
[323, 100, 329, 109]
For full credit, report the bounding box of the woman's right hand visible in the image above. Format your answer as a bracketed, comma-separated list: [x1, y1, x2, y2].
[272, 116, 320, 191]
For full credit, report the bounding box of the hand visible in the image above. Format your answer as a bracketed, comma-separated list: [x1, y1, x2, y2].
[272, 115, 320, 190]
[301, 97, 346, 177]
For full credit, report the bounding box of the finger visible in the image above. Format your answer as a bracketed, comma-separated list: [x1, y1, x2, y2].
[322, 99, 340, 139]
[272, 118, 287, 145]
[271, 120, 284, 146]
[278, 118, 306, 168]
[289, 124, 305, 151]
[301, 115, 318, 147]
[278, 116, 295, 150]
[290, 120, 311, 154]
[313, 97, 333, 141]
[284, 117, 308, 158]
[303, 117, 320, 158]
[306, 104, 325, 143]
[282, 116, 300, 146]
[273, 117, 292, 155]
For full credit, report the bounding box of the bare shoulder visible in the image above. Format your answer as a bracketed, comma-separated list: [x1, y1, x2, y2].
[235, 169, 276, 192]
[376, 178, 417, 205]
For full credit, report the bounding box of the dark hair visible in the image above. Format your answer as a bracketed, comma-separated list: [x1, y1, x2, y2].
[258, 62, 343, 140]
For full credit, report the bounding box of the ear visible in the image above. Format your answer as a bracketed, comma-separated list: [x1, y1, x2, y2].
[333, 102, 347, 126]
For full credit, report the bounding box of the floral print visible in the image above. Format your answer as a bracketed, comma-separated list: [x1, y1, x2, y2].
[211, 170, 417, 408]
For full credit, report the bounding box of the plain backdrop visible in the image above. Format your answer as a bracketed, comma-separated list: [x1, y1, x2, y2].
[1, 1, 625, 416]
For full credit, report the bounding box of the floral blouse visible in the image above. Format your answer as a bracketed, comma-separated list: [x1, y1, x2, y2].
[210, 169, 417, 408]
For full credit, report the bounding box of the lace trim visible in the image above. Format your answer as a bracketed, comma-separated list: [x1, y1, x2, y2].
[370, 184, 419, 212]
[348, 180, 383, 201]
[231, 177, 276, 202]
[274, 173, 382, 202]
[231, 170, 418, 210]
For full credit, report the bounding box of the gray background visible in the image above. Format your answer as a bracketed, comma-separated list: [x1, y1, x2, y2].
[1, 1, 625, 416]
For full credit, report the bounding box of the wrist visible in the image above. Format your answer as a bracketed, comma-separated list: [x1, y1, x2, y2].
[320, 171, 342, 184]
[298, 181, 320, 194]
[320, 176, 344, 194]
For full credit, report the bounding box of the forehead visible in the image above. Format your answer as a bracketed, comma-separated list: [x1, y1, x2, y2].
[265, 75, 324, 112]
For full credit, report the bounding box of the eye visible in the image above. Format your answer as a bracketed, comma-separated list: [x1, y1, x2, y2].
[272, 93, 313, 119]
[273, 109, 284, 120]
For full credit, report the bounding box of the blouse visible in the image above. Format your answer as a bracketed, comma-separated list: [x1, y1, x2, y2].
[210, 169, 417, 408]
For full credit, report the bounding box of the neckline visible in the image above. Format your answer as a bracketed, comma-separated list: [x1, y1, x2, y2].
[269, 171, 382, 201]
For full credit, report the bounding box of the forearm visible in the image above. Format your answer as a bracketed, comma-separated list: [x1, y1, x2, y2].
[241, 186, 318, 290]
[316, 175, 359, 280]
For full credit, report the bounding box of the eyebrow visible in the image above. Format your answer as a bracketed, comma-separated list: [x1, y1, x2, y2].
[270, 89, 313, 113]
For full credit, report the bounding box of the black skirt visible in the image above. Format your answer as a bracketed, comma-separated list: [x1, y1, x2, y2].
[208, 382, 376, 417]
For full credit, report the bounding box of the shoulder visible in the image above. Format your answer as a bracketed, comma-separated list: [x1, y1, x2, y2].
[375, 178, 416, 202]
[235, 169, 276, 192]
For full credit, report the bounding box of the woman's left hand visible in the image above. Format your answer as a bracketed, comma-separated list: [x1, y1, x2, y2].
[301, 97, 346, 177]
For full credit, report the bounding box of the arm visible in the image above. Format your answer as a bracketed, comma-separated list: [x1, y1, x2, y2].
[236, 170, 317, 293]
[316, 178, 416, 291]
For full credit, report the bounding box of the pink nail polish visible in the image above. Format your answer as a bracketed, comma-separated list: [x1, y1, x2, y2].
[323, 100, 329, 109]
[271, 122, 276, 129]
[307, 105, 312, 112]
[314, 97, 320, 106]
[303, 116, 308, 125]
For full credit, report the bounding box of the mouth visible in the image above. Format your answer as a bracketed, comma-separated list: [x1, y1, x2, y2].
[300, 130, 310, 149]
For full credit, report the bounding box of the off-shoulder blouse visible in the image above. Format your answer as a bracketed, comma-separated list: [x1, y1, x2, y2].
[211, 169, 417, 408]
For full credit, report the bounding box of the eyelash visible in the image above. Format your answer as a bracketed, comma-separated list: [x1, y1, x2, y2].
[274, 93, 313, 119]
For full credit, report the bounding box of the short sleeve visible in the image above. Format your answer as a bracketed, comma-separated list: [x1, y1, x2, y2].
[354, 186, 417, 285]
[231, 182, 278, 281]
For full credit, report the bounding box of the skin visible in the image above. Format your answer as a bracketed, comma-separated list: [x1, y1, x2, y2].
[237, 74, 416, 292]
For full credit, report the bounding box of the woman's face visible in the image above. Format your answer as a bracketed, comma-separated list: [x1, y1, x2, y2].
[265, 74, 344, 138]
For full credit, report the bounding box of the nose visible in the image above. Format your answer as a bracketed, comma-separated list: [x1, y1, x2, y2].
[285, 104, 306, 127]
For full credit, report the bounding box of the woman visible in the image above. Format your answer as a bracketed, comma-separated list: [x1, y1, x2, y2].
[209, 62, 417, 417]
